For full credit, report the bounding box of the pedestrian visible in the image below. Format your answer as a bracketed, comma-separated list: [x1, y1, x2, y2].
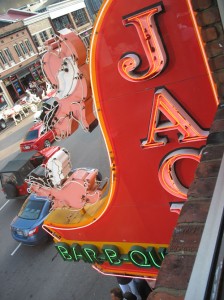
[123, 291, 137, 300]
[116, 277, 142, 300]
[110, 287, 123, 300]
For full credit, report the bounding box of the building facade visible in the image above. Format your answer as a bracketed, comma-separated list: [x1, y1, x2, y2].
[0, 21, 41, 106]
[23, 12, 55, 55]
[84, 0, 103, 21]
[0, 0, 93, 107]
[47, 0, 93, 47]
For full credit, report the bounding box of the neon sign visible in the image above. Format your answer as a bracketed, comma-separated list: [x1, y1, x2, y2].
[55, 242, 167, 269]
[118, 3, 167, 81]
[43, 0, 218, 278]
[158, 148, 201, 199]
[141, 88, 209, 149]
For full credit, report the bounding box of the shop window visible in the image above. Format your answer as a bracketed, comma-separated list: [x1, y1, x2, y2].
[13, 81, 24, 96]
[24, 40, 34, 53]
[72, 9, 89, 27]
[32, 70, 40, 81]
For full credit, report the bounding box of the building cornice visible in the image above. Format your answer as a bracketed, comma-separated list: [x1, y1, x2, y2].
[21, 1, 86, 25]
[0, 26, 27, 38]
[47, 0, 85, 19]
[47, 0, 85, 12]
[23, 11, 50, 25]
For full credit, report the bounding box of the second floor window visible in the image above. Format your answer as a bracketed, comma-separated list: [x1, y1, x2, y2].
[52, 16, 71, 31]
[32, 35, 40, 48]
[25, 40, 34, 53]
[92, 0, 102, 11]
[39, 31, 49, 42]
[49, 28, 54, 37]
[72, 9, 89, 27]
[0, 51, 8, 65]
[14, 44, 23, 58]
[20, 42, 28, 55]
[4, 48, 14, 62]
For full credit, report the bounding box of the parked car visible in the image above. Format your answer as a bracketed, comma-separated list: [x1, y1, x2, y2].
[20, 122, 55, 152]
[10, 194, 51, 245]
[0, 146, 60, 200]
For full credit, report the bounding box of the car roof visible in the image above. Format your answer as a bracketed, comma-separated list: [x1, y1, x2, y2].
[0, 151, 37, 173]
[28, 194, 50, 202]
[28, 122, 44, 131]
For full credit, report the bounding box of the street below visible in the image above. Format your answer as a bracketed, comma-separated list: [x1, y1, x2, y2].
[0, 114, 116, 300]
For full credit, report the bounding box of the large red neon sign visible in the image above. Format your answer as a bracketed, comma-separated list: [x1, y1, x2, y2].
[45, 0, 218, 279]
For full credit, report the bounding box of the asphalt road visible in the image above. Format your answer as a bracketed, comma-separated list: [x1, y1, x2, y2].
[0, 114, 116, 300]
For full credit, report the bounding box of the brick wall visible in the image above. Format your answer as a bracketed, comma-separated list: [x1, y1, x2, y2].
[148, 1, 224, 299]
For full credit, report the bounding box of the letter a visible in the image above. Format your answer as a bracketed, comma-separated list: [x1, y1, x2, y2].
[141, 88, 209, 148]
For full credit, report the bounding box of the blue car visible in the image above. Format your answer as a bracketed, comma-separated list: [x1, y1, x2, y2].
[10, 194, 51, 246]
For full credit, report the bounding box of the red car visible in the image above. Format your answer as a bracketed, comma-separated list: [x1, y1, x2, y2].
[20, 122, 55, 152]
